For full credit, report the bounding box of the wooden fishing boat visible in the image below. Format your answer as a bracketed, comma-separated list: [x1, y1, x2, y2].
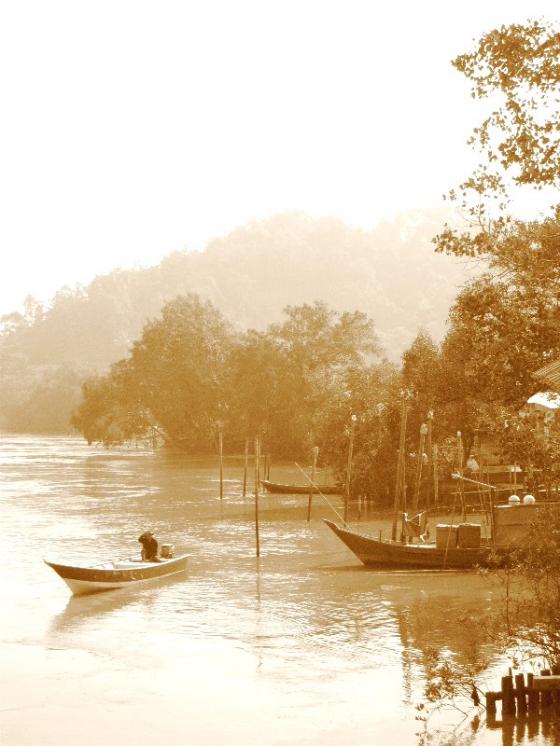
[324, 495, 559, 570]
[262, 479, 342, 495]
[323, 519, 494, 569]
[44, 553, 188, 596]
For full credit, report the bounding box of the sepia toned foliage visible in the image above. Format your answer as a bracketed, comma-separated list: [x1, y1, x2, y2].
[435, 19, 560, 261]
[73, 295, 235, 450]
[72, 297, 382, 462]
[0, 210, 475, 434]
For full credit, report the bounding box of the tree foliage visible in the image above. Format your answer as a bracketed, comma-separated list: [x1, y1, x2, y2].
[73, 295, 234, 450]
[72, 297, 382, 460]
[438, 20, 560, 233]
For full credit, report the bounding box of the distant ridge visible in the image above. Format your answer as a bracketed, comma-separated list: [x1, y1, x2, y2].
[0, 209, 477, 433]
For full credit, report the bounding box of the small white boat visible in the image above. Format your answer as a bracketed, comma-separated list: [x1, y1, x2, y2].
[44, 554, 188, 596]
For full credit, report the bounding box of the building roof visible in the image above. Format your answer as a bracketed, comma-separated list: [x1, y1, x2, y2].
[533, 359, 560, 391]
[526, 391, 560, 410]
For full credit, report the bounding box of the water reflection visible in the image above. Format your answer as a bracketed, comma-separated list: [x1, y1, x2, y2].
[48, 572, 190, 635]
[2, 434, 553, 744]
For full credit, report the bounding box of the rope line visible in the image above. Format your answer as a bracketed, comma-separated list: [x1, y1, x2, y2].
[294, 462, 347, 525]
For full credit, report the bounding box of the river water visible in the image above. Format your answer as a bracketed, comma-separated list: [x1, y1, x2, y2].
[0, 434, 557, 745]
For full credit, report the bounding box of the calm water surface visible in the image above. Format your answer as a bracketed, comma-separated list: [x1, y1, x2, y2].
[1, 435, 557, 745]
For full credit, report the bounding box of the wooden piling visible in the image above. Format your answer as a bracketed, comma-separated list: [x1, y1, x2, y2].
[432, 443, 439, 507]
[541, 670, 552, 708]
[485, 691, 498, 719]
[456, 431, 466, 522]
[242, 438, 249, 497]
[412, 422, 428, 511]
[391, 400, 408, 541]
[218, 423, 224, 500]
[515, 673, 527, 716]
[426, 411, 433, 509]
[552, 665, 560, 708]
[526, 672, 539, 714]
[307, 446, 319, 522]
[254, 436, 260, 558]
[344, 415, 357, 524]
[501, 674, 516, 717]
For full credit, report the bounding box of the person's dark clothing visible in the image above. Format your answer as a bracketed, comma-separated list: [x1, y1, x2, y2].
[138, 532, 159, 561]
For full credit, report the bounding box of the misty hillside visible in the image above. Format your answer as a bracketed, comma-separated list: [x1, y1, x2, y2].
[0, 210, 476, 432]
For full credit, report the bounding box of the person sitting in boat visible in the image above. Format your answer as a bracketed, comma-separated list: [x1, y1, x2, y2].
[138, 531, 159, 561]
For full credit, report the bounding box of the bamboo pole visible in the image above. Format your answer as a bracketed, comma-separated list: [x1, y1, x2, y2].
[426, 411, 433, 509]
[242, 438, 249, 497]
[432, 443, 439, 507]
[344, 415, 357, 524]
[307, 446, 319, 522]
[412, 423, 428, 512]
[457, 431, 465, 521]
[254, 436, 261, 558]
[218, 422, 224, 500]
[392, 400, 408, 541]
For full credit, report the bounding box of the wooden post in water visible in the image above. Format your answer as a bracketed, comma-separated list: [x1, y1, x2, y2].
[217, 421, 224, 500]
[541, 669, 552, 708]
[432, 443, 439, 507]
[254, 436, 261, 557]
[307, 446, 319, 522]
[392, 400, 408, 542]
[426, 411, 433, 509]
[412, 423, 428, 512]
[527, 672, 539, 714]
[344, 415, 357, 524]
[501, 673, 516, 716]
[515, 673, 527, 716]
[457, 431, 465, 521]
[243, 438, 249, 497]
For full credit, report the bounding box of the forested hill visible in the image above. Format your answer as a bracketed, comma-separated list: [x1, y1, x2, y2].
[0, 209, 475, 433]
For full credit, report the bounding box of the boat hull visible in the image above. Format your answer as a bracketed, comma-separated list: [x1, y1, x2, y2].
[262, 479, 341, 495]
[44, 554, 188, 595]
[323, 520, 494, 570]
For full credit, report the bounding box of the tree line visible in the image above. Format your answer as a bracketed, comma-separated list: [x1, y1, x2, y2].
[72, 18, 560, 507]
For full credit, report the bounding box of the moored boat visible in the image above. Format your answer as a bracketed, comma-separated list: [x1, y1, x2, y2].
[324, 496, 558, 570]
[323, 519, 493, 569]
[262, 479, 342, 495]
[44, 553, 188, 596]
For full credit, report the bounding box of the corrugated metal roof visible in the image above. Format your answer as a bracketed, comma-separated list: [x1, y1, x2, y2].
[534, 359, 560, 390]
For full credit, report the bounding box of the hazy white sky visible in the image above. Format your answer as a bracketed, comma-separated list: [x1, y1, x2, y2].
[1, 0, 559, 316]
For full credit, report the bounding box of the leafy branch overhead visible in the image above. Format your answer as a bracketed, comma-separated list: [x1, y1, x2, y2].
[436, 20, 560, 258]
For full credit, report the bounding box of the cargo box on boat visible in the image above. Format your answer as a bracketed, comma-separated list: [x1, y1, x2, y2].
[457, 523, 481, 549]
[436, 524, 458, 549]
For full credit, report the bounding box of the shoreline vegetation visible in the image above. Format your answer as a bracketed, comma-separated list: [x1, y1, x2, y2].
[4, 17, 560, 740]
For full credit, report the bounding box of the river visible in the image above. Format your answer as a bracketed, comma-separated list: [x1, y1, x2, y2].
[0, 434, 556, 745]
